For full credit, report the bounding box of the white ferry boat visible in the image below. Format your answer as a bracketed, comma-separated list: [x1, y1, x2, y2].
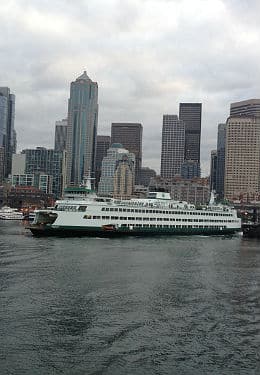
[0, 206, 24, 220]
[28, 187, 241, 237]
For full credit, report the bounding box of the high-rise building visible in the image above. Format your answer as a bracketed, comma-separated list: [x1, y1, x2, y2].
[160, 115, 185, 179]
[66, 71, 98, 186]
[113, 155, 135, 199]
[0, 87, 15, 178]
[54, 118, 68, 152]
[210, 150, 217, 191]
[139, 167, 156, 187]
[224, 116, 260, 201]
[21, 147, 66, 198]
[230, 99, 260, 117]
[216, 123, 226, 199]
[179, 103, 202, 163]
[98, 143, 135, 196]
[111, 123, 142, 184]
[95, 135, 111, 187]
[0, 147, 4, 184]
[181, 160, 200, 179]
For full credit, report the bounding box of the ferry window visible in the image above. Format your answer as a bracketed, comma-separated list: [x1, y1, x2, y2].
[78, 206, 87, 212]
[83, 215, 92, 219]
[114, 208, 118, 212]
[101, 208, 105, 211]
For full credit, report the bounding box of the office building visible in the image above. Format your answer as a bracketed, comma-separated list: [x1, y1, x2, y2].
[21, 147, 66, 198]
[179, 103, 202, 163]
[98, 143, 135, 196]
[210, 150, 217, 191]
[113, 155, 135, 199]
[181, 160, 200, 179]
[0, 87, 16, 178]
[216, 123, 226, 199]
[224, 116, 260, 201]
[139, 167, 156, 187]
[160, 115, 185, 179]
[66, 71, 98, 186]
[54, 118, 68, 152]
[111, 123, 142, 184]
[0, 147, 4, 183]
[95, 135, 111, 187]
[230, 99, 260, 117]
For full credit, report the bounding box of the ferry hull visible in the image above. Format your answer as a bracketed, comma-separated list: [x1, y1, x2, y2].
[28, 224, 241, 238]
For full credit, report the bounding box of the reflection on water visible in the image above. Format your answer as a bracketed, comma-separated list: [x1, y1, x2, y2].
[0, 222, 259, 375]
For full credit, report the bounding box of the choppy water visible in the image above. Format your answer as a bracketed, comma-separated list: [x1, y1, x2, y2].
[0, 221, 259, 375]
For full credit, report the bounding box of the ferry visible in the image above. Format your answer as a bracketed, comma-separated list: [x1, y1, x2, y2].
[27, 187, 241, 237]
[0, 206, 24, 220]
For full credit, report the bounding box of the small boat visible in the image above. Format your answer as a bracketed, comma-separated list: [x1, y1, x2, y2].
[0, 206, 24, 220]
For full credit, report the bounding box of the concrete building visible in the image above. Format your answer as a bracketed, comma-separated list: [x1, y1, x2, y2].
[179, 103, 202, 164]
[113, 155, 135, 199]
[98, 143, 135, 196]
[224, 116, 260, 202]
[0, 87, 16, 178]
[66, 71, 98, 186]
[150, 176, 210, 205]
[11, 173, 52, 194]
[111, 123, 142, 184]
[0, 147, 4, 184]
[216, 123, 226, 199]
[210, 150, 217, 191]
[230, 99, 260, 117]
[95, 135, 111, 187]
[160, 115, 185, 179]
[54, 118, 68, 152]
[181, 160, 200, 179]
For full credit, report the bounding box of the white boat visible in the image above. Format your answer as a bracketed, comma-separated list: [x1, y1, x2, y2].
[27, 187, 241, 237]
[0, 206, 24, 220]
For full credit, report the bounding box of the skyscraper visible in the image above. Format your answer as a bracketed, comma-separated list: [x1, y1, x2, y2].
[224, 116, 260, 201]
[0, 87, 15, 178]
[54, 118, 68, 152]
[230, 99, 260, 117]
[160, 115, 185, 179]
[179, 103, 202, 163]
[95, 135, 111, 187]
[111, 123, 142, 184]
[216, 123, 226, 199]
[98, 143, 135, 196]
[210, 150, 217, 191]
[66, 71, 98, 186]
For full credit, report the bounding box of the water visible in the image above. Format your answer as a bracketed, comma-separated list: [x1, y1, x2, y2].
[0, 221, 259, 375]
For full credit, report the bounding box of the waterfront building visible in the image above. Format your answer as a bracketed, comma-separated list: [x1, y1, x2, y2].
[111, 123, 142, 184]
[160, 115, 185, 179]
[98, 143, 135, 196]
[95, 135, 111, 187]
[139, 167, 156, 187]
[210, 150, 217, 191]
[66, 71, 98, 186]
[54, 119, 68, 152]
[113, 155, 135, 199]
[179, 103, 202, 165]
[150, 176, 210, 205]
[216, 123, 226, 199]
[224, 116, 260, 202]
[230, 99, 260, 117]
[181, 160, 200, 179]
[0, 87, 16, 178]
[20, 147, 66, 198]
[7, 186, 54, 209]
[11, 174, 52, 194]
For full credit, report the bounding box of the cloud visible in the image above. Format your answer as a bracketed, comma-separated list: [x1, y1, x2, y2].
[0, 0, 260, 175]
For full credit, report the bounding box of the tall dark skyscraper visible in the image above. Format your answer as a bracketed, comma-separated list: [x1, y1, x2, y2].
[160, 115, 185, 179]
[54, 119, 67, 152]
[95, 135, 111, 187]
[216, 123, 226, 199]
[111, 123, 142, 184]
[0, 87, 15, 178]
[66, 71, 98, 186]
[179, 103, 202, 164]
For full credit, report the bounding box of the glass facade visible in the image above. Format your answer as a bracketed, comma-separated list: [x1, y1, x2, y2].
[66, 72, 98, 186]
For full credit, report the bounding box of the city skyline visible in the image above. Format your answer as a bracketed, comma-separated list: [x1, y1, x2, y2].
[1, 1, 260, 174]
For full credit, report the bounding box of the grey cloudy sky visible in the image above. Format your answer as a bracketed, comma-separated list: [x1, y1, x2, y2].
[1, 0, 260, 174]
